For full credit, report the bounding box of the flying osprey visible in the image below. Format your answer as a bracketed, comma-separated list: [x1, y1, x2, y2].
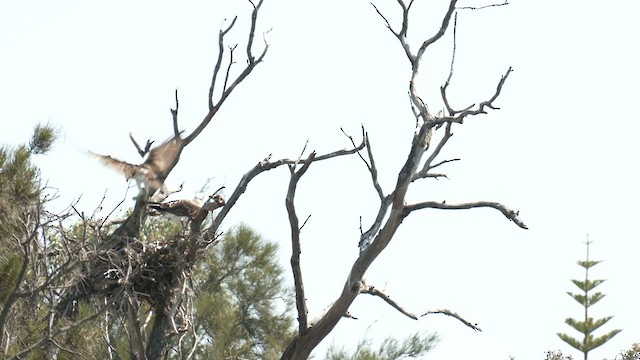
[147, 194, 226, 223]
[92, 135, 183, 194]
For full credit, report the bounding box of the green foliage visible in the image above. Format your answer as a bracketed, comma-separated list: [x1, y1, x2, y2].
[543, 350, 574, 360]
[0, 123, 59, 356]
[0, 123, 57, 245]
[29, 122, 58, 155]
[538, 343, 640, 360]
[178, 224, 294, 359]
[613, 343, 640, 360]
[571, 279, 606, 294]
[46, 220, 294, 359]
[557, 241, 621, 359]
[567, 292, 606, 308]
[325, 332, 438, 360]
[0, 254, 22, 303]
[53, 304, 104, 359]
[0, 144, 38, 242]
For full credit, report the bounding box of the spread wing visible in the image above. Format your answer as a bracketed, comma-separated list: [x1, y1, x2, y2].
[91, 152, 137, 178]
[91, 152, 163, 188]
[142, 136, 183, 178]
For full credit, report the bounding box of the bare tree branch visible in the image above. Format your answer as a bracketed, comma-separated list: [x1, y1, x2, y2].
[286, 151, 316, 335]
[361, 284, 482, 331]
[209, 135, 365, 234]
[370, 1, 414, 64]
[171, 89, 180, 136]
[129, 133, 154, 158]
[422, 309, 482, 331]
[404, 200, 528, 229]
[281, 1, 522, 357]
[343, 127, 384, 202]
[361, 284, 420, 320]
[417, 0, 457, 60]
[299, 214, 312, 231]
[223, 44, 238, 92]
[429, 157, 460, 171]
[125, 292, 147, 360]
[209, 17, 238, 112]
[436, 67, 513, 125]
[370, 3, 392, 32]
[185, 1, 269, 147]
[246, 0, 264, 64]
[414, 122, 453, 181]
[457, 1, 508, 10]
[440, 10, 459, 123]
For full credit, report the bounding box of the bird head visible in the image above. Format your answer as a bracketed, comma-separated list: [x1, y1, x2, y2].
[210, 194, 226, 206]
[201, 194, 226, 212]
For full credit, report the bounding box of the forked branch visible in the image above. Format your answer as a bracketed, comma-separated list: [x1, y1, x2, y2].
[361, 284, 481, 331]
[208, 134, 365, 236]
[414, 122, 454, 181]
[436, 67, 513, 125]
[184, 0, 269, 146]
[209, 16, 238, 112]
[342, 127, 384, 202]
[129, 133, 154, 158]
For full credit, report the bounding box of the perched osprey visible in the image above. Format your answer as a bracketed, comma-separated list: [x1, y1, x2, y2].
[147, 194, 225, 223]
[92, 135, 183, 194]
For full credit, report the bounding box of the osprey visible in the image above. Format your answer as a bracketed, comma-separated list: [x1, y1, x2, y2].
[92, 135, 183, 194]
[148, 194, 226, 223]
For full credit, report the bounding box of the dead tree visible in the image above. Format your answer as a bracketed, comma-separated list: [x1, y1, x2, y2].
[277, 0, 525, 358]
[98, 0, 524, 359]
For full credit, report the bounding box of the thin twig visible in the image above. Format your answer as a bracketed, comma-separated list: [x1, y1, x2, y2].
[185, 1, 269, 146]
[171, 89, 180, 136]
[435, 67, 513, 125]
[209, 17, 238, 111]
[361, 284, 482, 331]
[223, 45, 238, 92]
[414, 122, 453, 180]
[422, 309, 481, 331]
[443, 12, 458, 111]
[457, 1, 508, 10]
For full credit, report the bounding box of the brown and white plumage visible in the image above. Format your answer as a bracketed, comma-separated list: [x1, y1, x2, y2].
[92, 135, 183, 193]
[147, 199, 201, 223]
[148, 194, 225, 223]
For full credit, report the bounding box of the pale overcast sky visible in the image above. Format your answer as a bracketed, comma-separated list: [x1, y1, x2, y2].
[1, 1, 639, 359]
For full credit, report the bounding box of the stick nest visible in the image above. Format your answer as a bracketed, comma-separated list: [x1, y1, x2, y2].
[57, 230, 212, 318]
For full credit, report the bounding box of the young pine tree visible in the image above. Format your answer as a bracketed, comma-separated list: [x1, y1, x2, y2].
[557, 239, 621, 360]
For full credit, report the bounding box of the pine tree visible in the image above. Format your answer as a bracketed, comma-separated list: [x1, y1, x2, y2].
[182, 224, 294, 359]
[557, 239, 621, 360]
[0, 123, 59, 357]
